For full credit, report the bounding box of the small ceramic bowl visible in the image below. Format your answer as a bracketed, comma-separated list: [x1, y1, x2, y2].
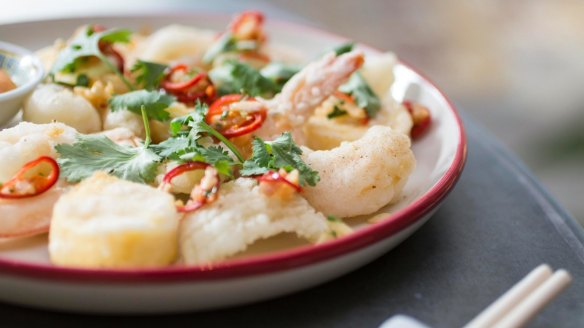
[0, 41, 44, 126]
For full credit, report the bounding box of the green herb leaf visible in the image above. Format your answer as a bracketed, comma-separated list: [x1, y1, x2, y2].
[339, 72, 381, 118]
[182, 145, 236, 177]
[55, 134, 161, 184]
[131, 60, 168, 90]
[327, 215, 341, 222]
[51, 26, 131, 74]
[109, 90, 175, 121]
[162, 101, 245, 163]
[332, 42, 355, 56]
[202, 32, 261, 64]
[241, 132, 320, 186]
[260, 62, 300, 92]
[209, 60, 278, 97]
[75, 74, 90, 87]
[202, 33, 238, 64]
[327, 105, 348, 119]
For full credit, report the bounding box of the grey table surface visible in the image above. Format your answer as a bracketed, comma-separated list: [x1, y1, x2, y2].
[1, 113, 583, 327]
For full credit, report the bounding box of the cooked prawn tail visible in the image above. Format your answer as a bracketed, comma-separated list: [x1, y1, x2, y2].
[267, 50, 364, 117]
[257, 50, 364, 141]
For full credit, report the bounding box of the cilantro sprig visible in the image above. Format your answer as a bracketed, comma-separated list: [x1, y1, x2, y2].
[109, 90, 175, 121]
[55, 134, 161, 184]
[327, 105, 348, 119]
[202, 32, 260, 64]
[161, 101, 245, 163]
[241, 133, 320, 186]
[332, 42, 355, 56]
[131, 60, 168, 90]
[339, 72, 381, 118]
[260, 62, 300, 92]
[51, 26, 134, 90]
[209, 60, 279, 97]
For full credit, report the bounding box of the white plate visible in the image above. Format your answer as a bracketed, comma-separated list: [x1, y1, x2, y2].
[0, 13, 467, 314]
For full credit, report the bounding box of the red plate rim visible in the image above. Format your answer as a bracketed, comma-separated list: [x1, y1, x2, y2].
[0, 13, 468, 283]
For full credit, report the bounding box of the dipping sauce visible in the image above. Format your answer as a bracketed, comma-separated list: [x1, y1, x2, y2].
[0, 69, 17, 93]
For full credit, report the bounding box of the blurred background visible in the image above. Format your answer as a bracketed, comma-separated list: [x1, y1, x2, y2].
[1, 0, 583, 224]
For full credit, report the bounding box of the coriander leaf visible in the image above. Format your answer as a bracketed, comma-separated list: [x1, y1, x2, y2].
[327, 105, 348, 119]
[327, 215, 341, 222]
[51, 26, 131, 74]
[240, 137, 272, 176]
[202, 32, 261, 64]
[76, 74, 90, 87]
[166, 101, 245, 163]
[55, 134, 161, 184]
[181, 145, 237, 177]
[209, 60, 278, 97]
[109, 90, 175, 121]
[260, 62, 300, 92]
[240, 133, 320, 186]
[131, 60, 168, 90]
[339, 72, 381, 118]
[151, 137, 193, 159]
[332, 42, 354, 56]
[202, 33, 238, 64]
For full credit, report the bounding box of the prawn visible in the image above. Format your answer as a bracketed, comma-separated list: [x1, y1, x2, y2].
[256, 50, 364, 144]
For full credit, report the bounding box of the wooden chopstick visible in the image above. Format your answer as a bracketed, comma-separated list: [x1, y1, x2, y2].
[463, 264, 572, 328]
[492, 269, 572, 328]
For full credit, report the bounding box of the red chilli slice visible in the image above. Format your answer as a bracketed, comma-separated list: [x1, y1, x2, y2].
[206, 94, 267, 138]
[161, 64, 216, 104]
[257, 171, 302, 193]
[403, 100, 432, 139]
[0, 156, 60, 199]
[160, 162, 220, 213]
[230, 11, 266, 41]
[92, 25, 125, 72]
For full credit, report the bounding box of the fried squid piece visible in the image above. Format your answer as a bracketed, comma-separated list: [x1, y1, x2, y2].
[180, 178, 335, 265]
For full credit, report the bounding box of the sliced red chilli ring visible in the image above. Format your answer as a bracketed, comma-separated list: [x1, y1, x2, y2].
[257, 171, 302, 193]
[206, 94, 268, 138]
[162, 65, 215, 104]
[0, 156, 60, 199]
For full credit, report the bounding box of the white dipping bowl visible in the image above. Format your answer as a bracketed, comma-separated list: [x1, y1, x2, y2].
[0, 41, 44, 125]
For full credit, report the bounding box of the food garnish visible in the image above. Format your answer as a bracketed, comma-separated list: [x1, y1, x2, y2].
[51, 25, 134, 90]
[0, 156, 60, 199]
[205, 94, 267, 138]
[403, 100, 432, 139]
[161, 64, 216, 104]
[338, 71, 381, 119]
[210, 60, 279, 97]
[258, 169, 302, 193]
[159, 162, 220, 213]
[109, 89, 175, 121]
[56, 133, 161, 184]
[241, 132, 320, 187]
[332, 42, 355, 56]
[161, 101, 245, 164]
[203, 11, 266, 64]
[259, 62, 300, 92]
[131, 59, 168, 90]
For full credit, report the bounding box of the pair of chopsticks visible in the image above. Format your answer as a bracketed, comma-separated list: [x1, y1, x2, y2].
[463, 264, 572, 328]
